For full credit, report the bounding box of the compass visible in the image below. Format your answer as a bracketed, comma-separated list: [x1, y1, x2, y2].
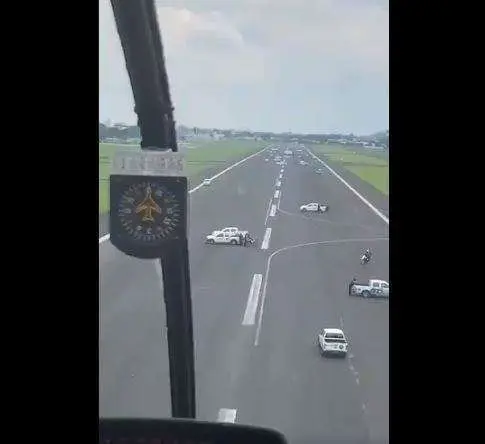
[109, 175, 188, 258]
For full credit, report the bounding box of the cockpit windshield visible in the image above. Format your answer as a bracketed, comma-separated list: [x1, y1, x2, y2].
[99, 1, 389, 443]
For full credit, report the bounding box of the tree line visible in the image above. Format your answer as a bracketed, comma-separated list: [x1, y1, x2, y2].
[99, 122, 388, 148]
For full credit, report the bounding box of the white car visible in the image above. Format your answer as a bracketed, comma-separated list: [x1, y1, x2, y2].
[300, 202, 328, 213]
[202, 179, 212, 186]
[205, 232, 241, 245]
[317, 328, 348, 357]
[211, 227, 240, 237]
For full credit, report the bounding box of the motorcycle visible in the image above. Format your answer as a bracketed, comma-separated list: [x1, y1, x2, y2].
[245, 236, 257, 247]
[360, 253, 370, 265]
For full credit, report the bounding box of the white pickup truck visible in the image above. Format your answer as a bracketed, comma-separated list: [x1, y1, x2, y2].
[300, 202, 328, 213]
[205, 227, 248, 245]
[211, 227, 242, 237]
[205, 232, 242, 245]
[351, 279, 389, 298]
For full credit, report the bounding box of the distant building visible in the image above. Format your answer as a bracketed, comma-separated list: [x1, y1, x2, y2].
[364, 145, 385, 150]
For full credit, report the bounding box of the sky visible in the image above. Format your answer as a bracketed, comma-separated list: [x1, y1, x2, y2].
[99, 0, 388, 135]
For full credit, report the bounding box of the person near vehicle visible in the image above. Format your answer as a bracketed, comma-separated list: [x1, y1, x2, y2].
[246, 233, 254, 246]
[238, 232, 244, 246]
[349, 277, 357, 295]
[243, 233, 248, 247]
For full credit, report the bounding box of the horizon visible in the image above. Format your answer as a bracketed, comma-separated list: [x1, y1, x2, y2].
[99, 120, 387, 138]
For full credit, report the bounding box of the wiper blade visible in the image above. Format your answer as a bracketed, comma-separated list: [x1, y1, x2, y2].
[110, 0, 196, 419]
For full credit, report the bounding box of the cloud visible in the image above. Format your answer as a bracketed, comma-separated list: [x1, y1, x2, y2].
[157, 7, 268, 89]
[99, 0, 388, 133]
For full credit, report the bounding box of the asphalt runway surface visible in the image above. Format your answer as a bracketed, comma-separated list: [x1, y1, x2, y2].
[99, 146, 389, 444]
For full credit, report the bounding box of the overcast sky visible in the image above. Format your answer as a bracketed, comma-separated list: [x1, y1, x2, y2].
[99, 0, 388, 135]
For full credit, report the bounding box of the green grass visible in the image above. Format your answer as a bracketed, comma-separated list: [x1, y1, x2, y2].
[99, 139, 264, 214]
[312, 143, 389, 195]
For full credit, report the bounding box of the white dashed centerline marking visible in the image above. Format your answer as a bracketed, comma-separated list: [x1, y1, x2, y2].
[280, 169, 284, 173]
[261, 228, 272, 250]
[274, 190, 280, 199]
[269, 204, 277, 217]
[264, 198, 273, 226]
[242, 274, 263, 326]
[217, 408, 237, 423]
[279, 174, 283, 179]
[276, 180, 281, 188]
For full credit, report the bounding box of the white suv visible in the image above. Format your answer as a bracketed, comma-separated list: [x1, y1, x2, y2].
[317, 328, 348, 357]
[300, 202, 328, 213]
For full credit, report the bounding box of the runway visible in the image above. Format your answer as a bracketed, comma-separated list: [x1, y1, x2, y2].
[99, 145, 389, 444]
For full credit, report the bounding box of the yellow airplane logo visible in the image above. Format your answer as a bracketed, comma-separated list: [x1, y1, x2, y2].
[135, 186, 162, 222]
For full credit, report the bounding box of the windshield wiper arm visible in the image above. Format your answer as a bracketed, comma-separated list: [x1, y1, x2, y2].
[110, 0, 177, 152]
[110, 0, 196, 419]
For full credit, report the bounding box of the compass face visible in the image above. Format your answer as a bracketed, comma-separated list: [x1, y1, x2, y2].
[117, 180, 182, 244]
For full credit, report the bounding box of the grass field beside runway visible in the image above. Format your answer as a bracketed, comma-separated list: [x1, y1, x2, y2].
[99, 139, 265, 214]
[311, 143, 389, 195]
